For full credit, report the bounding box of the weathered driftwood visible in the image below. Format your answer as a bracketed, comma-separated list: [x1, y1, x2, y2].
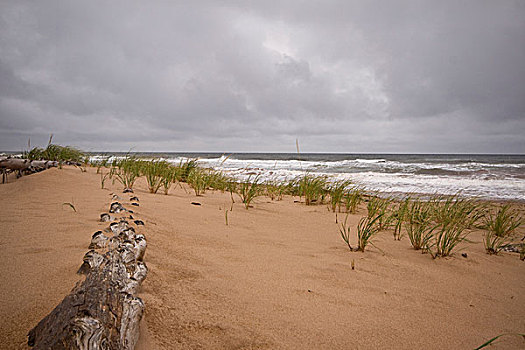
[28, 250, 146, 349]
[0, 158, 59, 183]
[0, 158, 31, 171]
[0, 158, 58, 171]
[109, 202, 126, 213]
[28, 200, 147, 349]
[100, 213, 114, 222]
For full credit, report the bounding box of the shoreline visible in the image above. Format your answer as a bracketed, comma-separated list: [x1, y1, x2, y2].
[1, 166, 524, 349]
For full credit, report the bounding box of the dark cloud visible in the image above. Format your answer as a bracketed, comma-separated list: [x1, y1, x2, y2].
[1, 0, 524, 153]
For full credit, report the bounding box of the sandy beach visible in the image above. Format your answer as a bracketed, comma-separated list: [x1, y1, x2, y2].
[1, 166, 524, 349]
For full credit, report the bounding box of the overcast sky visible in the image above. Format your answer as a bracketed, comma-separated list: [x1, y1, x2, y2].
[1, 1, 524, 153]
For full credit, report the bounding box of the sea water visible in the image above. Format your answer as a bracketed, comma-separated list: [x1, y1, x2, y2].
[92, 153, 525, 201]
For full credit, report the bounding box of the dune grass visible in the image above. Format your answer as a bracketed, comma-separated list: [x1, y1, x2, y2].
[161, 166, 181, 195]
[112, 157, 142, 189]
[238, 175, 262, 209]
[265, 180, 288, 201]
[427, 216, 469, 258]
[367, 196, 394, 231]
[483, 204, 522, 254]
[412, 194, 480, 258]
[356, 214, 383, 252]
[329, 180, 352, 213]
[392, 197, 410, 240]
[339, 215, 353, 251]
[298, 174, 328, 205]
[344, 186, 363, 214]
[178, 158, 198, 182]
[142, 160, 170, 194]
[24, 144, 86, 164]
[78, 154, 525, 262]
[187, 168, 209, 196]
[339, 214, 382, 252]
[430, 194, 484, 229]
[404, 200, 436, 250]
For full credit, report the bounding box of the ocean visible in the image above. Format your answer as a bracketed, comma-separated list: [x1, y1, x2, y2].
[91, 153, 525, 201]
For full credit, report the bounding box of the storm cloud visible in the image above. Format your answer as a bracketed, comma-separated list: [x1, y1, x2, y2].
[1, 1, 524, 153]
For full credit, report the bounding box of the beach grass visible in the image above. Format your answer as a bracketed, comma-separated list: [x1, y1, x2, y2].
[427, 216, 469, 258]
[404, 200, 435, 250]
[338, 213, 382, 252]
[328, 180, 352, 213]
[112, 157, 142, 189]
[187, 168, 209, 196]
[142, 160, 169, 194]
[367, 196, 394, 231]
[339, 214, 353, 251]
[392, 196, 410, 240]
[356, 214, 383, 252]
[23, 144, 86, 164]
[483, 204, 522, 254]
[343, 186, 363, 214]
[238, 175, 262, 209]
[298, 174, 328, 205]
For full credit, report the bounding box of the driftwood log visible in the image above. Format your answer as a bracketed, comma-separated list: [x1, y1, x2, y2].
[28, 198, 147, 349]
[0, 158, 58, 183]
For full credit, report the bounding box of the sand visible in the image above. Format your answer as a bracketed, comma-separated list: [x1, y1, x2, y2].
[0, 166, 524, 349]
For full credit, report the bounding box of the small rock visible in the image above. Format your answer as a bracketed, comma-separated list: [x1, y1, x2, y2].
[462, 253, 468, 258]
[123, 188, 134, 193]
[191, 202, 201, 206]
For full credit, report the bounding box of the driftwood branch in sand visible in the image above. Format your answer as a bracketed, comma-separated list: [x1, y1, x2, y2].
[27, 202, 147, 349]
[0, 158, 59, 183]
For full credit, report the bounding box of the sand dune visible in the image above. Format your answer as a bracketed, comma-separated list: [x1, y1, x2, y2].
[1, 167, 524, 349]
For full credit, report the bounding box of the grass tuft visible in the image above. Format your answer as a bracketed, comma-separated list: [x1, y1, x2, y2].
[405, 200, 435, 250]
[238, 175, 261, 209]
[483, 205, 522, 255]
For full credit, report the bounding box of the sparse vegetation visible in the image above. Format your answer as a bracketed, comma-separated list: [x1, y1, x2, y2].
[161, 166, 180, 195]
[339, 214, 382, 252]
[356, 214, 383, 252]
[298, 174, 328, 205]
[404, 200, 435, 250]
[265, 180, 288, 201]
[187, 168, 208, 196]
[367, 196, 394, 231]
[178, 158, 198, 182]
[329, 180, 352, 213]
[427, 216, 469, 258]
[344, 187, 363, 214]
[24, 142, 86, 165]
[392, 197, 410, 240]
[113, 157, 141, 189]
[143, 160, 169, 194]
[339, 215, 353, 251]
[483, 205, 522, 254]
[238, 175, 261, 209]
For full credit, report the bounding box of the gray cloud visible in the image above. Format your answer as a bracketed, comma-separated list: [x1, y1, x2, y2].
[1, 0, 524, 153]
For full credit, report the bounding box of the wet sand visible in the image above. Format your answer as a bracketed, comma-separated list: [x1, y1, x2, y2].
[1, 167, 524, 349]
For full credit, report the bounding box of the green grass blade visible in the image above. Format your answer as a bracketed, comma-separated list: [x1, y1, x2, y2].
[474, 333, 525, 350]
